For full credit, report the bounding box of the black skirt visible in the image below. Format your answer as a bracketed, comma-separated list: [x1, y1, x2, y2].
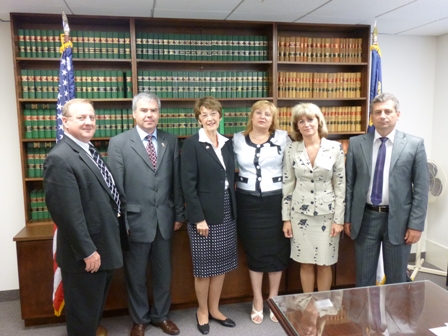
[236, 191, 290, 272]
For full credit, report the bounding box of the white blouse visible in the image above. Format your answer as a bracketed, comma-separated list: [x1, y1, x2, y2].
[233, 129, 291, 196]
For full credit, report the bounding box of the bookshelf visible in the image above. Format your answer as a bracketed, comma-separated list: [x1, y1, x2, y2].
[10, 13, 367, 325]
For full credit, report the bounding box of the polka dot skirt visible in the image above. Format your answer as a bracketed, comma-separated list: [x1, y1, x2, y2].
[188, 189, 238, 278]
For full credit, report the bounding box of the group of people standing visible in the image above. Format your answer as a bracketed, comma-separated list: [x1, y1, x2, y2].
[43, 91, 429, 336]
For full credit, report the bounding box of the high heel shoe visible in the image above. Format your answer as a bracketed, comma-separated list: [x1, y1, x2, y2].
[196, 313, 209, 334]
[209, 314, 236, 327]
[270, 310, 278, 323]
[251, 304, 264, 324]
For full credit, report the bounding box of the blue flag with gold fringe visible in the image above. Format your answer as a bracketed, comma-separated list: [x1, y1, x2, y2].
[368, 25, 382, 133]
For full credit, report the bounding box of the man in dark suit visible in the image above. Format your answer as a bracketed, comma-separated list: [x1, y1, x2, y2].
[44, 99, 126, 336]
[344, 92, 429, 287]
[107, 92, 184, 336]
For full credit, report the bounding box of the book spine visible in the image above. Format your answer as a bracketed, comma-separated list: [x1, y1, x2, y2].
[94, 32, 101, 59]
[117, 71, 124, 98]
[118, 32, 126, 59]
[113, 32, 119, 59]
[28, 70, 35, 99]
[125, 71, 133, 98]
[105, 70, 112, 99]
[100, 31, 108, 58]
[18, 29, 26, 57]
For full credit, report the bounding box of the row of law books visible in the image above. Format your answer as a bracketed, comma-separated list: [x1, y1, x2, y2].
[29, 189, 51, 221]
[17, 29, 131, 59]
[23, 104, 135, 139]
[136, 32, 269, 61]
[26, 142, 54, 178]
[278, 36, 363, 63]
[278, 72, 362, 99]
[73, 70, 133, 99]
[26, 141, 109, 178]
[20, 69, 133, 99]
[322, 106, 363, 133]
[157, 107, 250, 136]
[277, 106, 363, 133]
[137, 70, 269, 99]
[21, 69, 59, 99]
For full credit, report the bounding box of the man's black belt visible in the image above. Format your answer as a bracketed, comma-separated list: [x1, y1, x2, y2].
[365, 203, 389, 213]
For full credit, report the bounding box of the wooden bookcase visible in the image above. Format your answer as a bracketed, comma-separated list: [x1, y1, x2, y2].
[10, 13, 367, 326]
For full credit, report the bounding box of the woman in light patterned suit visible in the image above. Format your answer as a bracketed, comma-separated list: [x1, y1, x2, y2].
[282, 103, 345, 293]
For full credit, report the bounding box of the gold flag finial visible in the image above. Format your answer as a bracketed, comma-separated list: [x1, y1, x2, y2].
[372, 20, 378, 46]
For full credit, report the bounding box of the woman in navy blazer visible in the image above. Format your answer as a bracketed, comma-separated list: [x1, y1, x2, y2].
[181, 97, 237, 334]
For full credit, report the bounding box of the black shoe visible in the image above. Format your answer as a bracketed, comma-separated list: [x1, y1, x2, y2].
[209, 314, 236, 328]
[196, 314, 210, 334]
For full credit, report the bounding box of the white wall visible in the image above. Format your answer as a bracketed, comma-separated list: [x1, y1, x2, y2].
[379, 35, 437, 257]
[379, 35, 436, 151]
[0, 21, 25, 291]
[0, 25, 446, 291]
[427, 33, 448, 270]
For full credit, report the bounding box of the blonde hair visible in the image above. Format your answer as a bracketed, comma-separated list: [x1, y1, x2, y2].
[291, 103, 328, 141]
[62, 99, 93, 117]
[243, 100, 279, 136]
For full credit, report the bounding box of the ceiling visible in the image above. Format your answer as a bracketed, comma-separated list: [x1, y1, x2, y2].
[1, 0, 448, 37]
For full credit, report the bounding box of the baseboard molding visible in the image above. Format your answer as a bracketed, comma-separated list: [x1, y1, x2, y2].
[409, 251, 425, 263]
[0, 289, 19, 302]
[424, 240, 448, 271]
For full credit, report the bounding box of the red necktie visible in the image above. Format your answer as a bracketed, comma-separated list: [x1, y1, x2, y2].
[146, 135, 157, 169]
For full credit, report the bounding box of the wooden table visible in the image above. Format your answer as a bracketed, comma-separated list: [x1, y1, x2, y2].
[268, 280, 448, 335]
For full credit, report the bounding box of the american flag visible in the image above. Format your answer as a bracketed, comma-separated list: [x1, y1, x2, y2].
[56, 40, 75, 141]
[53, 34, 75, 317]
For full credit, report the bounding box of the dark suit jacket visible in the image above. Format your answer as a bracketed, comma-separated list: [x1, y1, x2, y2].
[345, 130, 429, 244]
[107, 128, 185, 243]
[181, 132, 236, 225]
[43, 136, 124, 273]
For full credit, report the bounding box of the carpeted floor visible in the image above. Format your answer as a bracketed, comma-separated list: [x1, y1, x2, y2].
[1, 265, 446, 336]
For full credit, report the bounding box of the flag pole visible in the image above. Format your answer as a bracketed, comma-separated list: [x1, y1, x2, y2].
[53, 11, 76, 317]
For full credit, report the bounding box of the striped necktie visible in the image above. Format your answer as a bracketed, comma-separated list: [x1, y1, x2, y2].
[89, 144, 121, 213]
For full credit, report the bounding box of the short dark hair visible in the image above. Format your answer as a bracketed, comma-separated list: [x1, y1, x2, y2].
[194, 97, 222, 121]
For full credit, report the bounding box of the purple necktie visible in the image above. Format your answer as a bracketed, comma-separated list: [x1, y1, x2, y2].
[146, 135, 157, 169]
[371, 137, 388, 206]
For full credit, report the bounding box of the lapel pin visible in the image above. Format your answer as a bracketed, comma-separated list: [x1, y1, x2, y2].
[206, 146, 210, 149]
[162, 143, 165, 147]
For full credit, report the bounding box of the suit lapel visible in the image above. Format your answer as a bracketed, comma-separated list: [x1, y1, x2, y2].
[390, 130, 406, 172]
[360, 132, 374, 178]
[199, 141, 223, 168]
[156, 130, 167, 171]
[314, 138, 330, 168]
[129, 128, 154, 171]
[295, 141, 312, 170]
